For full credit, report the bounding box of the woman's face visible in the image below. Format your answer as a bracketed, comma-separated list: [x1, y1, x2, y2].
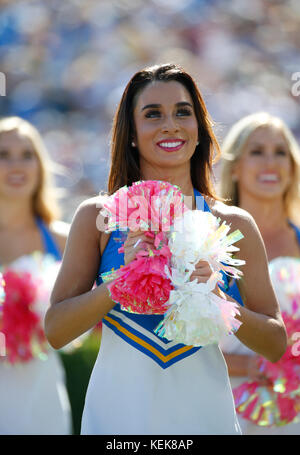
[0, 130, 40, 200]
[233, 126, 293, 202]
[132, 80, 199, 173]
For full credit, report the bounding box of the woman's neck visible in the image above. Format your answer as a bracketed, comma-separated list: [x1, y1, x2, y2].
[140, 164, 194, 197]
[0, 199, 36, 231]
[239, 193, 288, 235]
[141, 166, 196, 209]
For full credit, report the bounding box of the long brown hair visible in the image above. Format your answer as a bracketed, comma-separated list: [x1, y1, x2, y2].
[108, 63, 220, 197]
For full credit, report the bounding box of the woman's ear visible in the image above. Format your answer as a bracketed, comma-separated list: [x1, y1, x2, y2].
[131, 128, 137, 147]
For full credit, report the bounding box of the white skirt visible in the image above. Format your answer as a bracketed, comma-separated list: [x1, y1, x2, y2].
[81, 323, 241, 435]
[0, 349, 71, 435]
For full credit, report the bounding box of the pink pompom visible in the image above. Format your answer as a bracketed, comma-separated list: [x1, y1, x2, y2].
[101, 180, 188, 314]
[101, 180, 187, 232]
[107, 240, 173, 314]
[1, 270, 47, 364]
[233, 309, 300, 427]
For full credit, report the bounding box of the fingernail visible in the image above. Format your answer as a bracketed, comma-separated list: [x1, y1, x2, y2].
[134, 239, 141, 249]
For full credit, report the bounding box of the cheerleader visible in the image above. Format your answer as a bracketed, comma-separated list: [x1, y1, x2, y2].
[220, 112, 300, 434]
[0, 116, 71, 435]
[45, 65, 287, 435]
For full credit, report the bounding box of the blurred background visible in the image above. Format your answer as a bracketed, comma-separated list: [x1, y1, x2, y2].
[1, 0, 300, 221]
[1, 0, 300, 434]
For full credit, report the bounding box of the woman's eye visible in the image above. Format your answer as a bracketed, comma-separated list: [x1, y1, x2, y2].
[275, 149, 288, 156]
[145, 110, 161, 118]
[176, 108, 192, 117]
[23, 150, 35, 160]
[249, 149, 263, 156]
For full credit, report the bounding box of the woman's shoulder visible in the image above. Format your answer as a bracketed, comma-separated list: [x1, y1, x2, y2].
[74, 195, 106, 227]
[207, 198, 252, 223]
[67, 195, 106, 241]
[206, 198, 260, 239]
[74, 195, 104, 216]
[49, 196, 105, 252]
[48, 220, 70, 253]
[207, 199, 269, 265]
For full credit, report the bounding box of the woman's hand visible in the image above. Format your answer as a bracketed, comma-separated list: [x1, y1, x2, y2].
[123, 230, 154, 266]
[190, 260, 215, 284]
[247, 355, 271, 386]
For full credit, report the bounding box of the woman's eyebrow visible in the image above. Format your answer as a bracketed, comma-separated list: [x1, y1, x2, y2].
[141, 103, 160, 111]
[141, 101, 193, 112]
[250, 141, 288, 149]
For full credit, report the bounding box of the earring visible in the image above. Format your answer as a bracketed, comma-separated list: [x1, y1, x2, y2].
[131, 141, 136, 147]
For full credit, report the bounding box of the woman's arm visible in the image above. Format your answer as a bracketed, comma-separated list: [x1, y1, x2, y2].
[220, 208, 287, 363]
[223, 353, 270, 384]
[223, 353, 251, 376]
[44, 198, 115, 349]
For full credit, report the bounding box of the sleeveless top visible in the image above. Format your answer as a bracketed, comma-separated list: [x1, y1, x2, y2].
[289, 220, 300, 246]
[35, 217, 62, 260]
[221, 220, 300, 357]
[96, 189, 244, 368]
[0, 217, 71, 435]
[0, 217, 62, 266]
[220, 220, 300, 435]
[80, 190, 243, 435]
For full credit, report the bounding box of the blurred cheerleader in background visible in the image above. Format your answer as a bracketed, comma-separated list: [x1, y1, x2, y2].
[220, 112, 300, 435]
[0, 117, 72, 434]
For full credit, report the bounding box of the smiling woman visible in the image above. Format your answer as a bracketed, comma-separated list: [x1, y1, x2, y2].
[0, 116, 71, 435]
[108, 64, 220, 198]
[219, 112, 300, 435]
[0, 117, 60, 229]
[45, 65, 287, 435]
[0, 131, 39, 194]
[132, 81, 198, 173]
[220, 112, 300, 226]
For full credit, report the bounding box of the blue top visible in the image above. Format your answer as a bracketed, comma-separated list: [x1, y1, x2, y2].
[289, 220, 300, 247]
[95, 189, 245, 369]
[35, 217, 62, 261]
[94, 201, 300, 369]
[96, 188, 244, 312]
[0, 217, 62, 266]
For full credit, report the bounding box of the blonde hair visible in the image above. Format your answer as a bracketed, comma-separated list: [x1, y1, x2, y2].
[0, 116, 61, 224]
[220, 112, 300, 225]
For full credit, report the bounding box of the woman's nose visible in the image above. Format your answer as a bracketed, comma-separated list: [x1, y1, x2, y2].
[161, 115, 179, 132]
[263, 153, 277, 166]
[6, 157, 27, 168]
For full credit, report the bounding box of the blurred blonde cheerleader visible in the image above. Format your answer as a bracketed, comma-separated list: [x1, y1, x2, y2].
[219, 112, 300, 435]
[0, 116, 71, 435]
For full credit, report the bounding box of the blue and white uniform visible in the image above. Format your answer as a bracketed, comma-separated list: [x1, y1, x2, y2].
[81, 191, 242, 435]
[220, 222, 300, 435]
[0, 218, 71, 435]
